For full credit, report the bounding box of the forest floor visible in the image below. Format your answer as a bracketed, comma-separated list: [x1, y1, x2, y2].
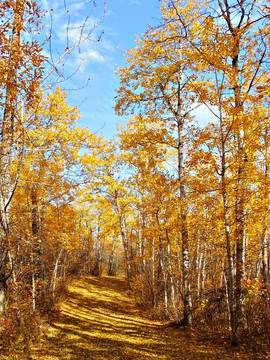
[3, 275, 270, 359]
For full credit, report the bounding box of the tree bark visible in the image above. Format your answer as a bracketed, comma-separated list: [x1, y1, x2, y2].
[115, 191, 132, 283]
[0, 0, 26, 317]
[177, 101, 192, 327]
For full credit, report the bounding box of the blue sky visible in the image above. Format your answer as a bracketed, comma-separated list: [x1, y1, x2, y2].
[42, 0, 162, 139]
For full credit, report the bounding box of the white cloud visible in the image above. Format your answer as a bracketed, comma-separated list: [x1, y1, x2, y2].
[55, 17, 102, 46]
[83, 49, 105, 63]
[192, 103, 218, 127]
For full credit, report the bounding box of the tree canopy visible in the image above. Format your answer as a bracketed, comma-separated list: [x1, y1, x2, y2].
[0, 0, 270, 353]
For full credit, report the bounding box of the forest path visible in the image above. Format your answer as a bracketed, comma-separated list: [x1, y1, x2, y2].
[31, 276, 256, 360]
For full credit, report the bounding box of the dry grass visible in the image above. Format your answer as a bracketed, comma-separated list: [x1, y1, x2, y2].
[2, 276, 270, 359]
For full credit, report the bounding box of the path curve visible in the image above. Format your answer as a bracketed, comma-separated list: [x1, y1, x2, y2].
[32, 276, 251, 360]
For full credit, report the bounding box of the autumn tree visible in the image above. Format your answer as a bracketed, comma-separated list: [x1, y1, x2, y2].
[80, 141, 137, 282]
[2, 86, 104, 330]
[0, 0, 105, 320]
[114, 0, 270, 345]
[115, 6, 206, 325]
[156, 0, 270, 344]
[0, 0, 45, 316]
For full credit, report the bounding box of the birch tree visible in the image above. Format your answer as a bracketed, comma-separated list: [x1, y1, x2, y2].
[0, 0, 105, 316]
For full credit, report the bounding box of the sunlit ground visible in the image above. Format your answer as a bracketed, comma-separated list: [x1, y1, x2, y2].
[8, 276, 270, 359]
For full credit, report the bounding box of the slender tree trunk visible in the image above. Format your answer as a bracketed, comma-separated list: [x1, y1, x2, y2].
[220, 125, 238, 346]
[93, 221, 102, 276]
[201, 248, 206, 296]
[51, 249, 63, 303]
[233, 55, 246, 338]
[166, 233, 176, 309]
[108, 241, 116, 276]
[155, 210, 169, 313]
[159, 65, 192, 325]
[0, 0, 26, 317]
[31, 256, 36, 313]
[196, 243, 200, 298]
[262, 228, 269, 291]
[138, 208, 146, 274]
[262, 130, 269, 291]
[31, 188, 37, 313]
[0, 281, 7, 316]
[159, 244, 168, 313]
[176, 77, 192, 327]
[115, 192, 132, 283]
[151, 237, 156, 307]
[197, 243, 204, 298]
[137, 208, 146, 301]
[177, 116, 192, 327]
[234, 142, 246, 333]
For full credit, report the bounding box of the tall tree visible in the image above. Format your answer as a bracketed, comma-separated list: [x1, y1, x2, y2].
[115, 9, 204, 326]
[162, 0, 270, 344]
[0, 0, 105, 317]
[0, 0, 45, 315]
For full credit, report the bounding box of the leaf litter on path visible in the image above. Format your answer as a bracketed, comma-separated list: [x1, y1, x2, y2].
[25, 276, 270, 359]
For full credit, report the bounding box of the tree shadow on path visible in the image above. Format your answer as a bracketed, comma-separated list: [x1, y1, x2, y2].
[32, 276, 255, 360]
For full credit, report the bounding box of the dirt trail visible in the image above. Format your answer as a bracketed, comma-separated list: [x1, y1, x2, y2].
[29, 276, 264, 360]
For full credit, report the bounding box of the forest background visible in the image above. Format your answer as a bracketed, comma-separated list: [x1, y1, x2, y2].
[0, 0, 270, 353]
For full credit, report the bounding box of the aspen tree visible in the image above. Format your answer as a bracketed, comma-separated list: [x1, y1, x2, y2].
[159, 0, 269, 344]
[115, 7, 204, 327]
[0, 0, 104, 317]
[0, 0, 45, 315]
